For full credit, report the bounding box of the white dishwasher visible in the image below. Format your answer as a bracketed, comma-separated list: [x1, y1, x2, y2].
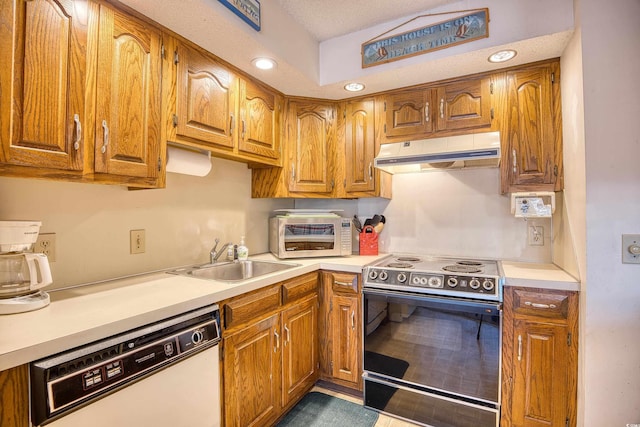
[31, 305, 221, 427]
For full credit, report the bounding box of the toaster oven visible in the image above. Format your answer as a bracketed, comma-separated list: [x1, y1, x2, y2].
[269, 215, 352, 259]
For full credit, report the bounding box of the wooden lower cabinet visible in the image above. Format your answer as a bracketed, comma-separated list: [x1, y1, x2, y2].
[501, 287, 578, 427]
[221, 273, 319, 427]
[0, 365, 29, 427]
[319, 271, 362, 390]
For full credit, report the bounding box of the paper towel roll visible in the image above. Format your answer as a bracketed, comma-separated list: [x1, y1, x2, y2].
[166, 145, 212, 177]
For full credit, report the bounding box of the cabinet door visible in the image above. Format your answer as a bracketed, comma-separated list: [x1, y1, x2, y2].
[287, 100, 336, 193]
[331, 293, 359, 384]
[175, 43, 237, 150]
[504, 64, 558, 190]
[223, 314, 281, 427]
[345, 98, 375, 193]
[511, 320, 570, 427]
[94, 6, 161, 179]
[0, 0, 87, 171]
[382, 90, 433, 141]
[281, 296, 318, 408]
[0, 365, 29, 427]
[239, 79, 282, 161]
[436, 77, 492, 131]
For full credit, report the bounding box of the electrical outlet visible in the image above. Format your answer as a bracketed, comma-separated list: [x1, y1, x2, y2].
[130, 229, 145, 254]
[528, 225, 544, 246]
[34, 233, 56, 262]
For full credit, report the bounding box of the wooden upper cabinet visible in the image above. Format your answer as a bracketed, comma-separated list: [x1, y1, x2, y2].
[436, 77, 492, 131]
[287, 100, 337, 194]
[501, 61, 562, 193]
[175, 42, 237, 150]
[344, 98, 376, 193]
[94, 5, 162, 179]
[382, 90, 433, 142]
[0, 0, 88, 171]
[238, 78, 282, 161]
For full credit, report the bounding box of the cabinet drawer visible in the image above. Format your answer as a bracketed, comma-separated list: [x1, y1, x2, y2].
[223, 284, 281, 330]
[512, 288, 571, 320]
[330, 272, 359, 294]
[282, 272, 318, 305]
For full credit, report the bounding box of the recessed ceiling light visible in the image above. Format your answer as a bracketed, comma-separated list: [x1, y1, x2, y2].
[488, 50, 517, 63]
[252, 57, 276, 70]
[344, 82, 365, 92]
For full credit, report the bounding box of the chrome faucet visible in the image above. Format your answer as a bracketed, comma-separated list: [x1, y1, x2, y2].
[210, 238, 233, 263]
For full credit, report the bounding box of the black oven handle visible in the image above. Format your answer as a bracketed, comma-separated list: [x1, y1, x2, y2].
[363, 288, 502, 316]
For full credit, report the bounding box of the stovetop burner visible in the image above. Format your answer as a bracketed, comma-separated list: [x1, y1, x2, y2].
[455, 260, 483, 266]
[386, 262, 414, 269]
[395, 256, 421, 262]
[443, 265, 482, 274]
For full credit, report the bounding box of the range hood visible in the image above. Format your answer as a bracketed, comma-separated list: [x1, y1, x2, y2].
[374, 131, 501, 174]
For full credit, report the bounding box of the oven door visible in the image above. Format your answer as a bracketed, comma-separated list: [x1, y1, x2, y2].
[363, 288, 501, 426]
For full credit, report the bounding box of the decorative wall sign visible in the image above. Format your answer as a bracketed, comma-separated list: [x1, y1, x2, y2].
[219, 0, 261, 31]
[362, 9, 489, 68]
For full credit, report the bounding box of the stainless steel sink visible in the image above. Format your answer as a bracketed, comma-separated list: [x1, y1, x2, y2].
[168, 260, 300, 282]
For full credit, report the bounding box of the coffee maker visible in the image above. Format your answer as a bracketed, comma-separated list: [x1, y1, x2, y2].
[0, 221, 53, 314]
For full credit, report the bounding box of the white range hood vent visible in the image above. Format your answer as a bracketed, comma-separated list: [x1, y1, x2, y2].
[374, 131, 501, 174]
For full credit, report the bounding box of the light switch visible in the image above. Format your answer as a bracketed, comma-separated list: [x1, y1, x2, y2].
[622, 234, 640, 264]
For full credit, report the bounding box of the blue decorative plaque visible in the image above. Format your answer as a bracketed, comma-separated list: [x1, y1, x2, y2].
[362, 9, 489, 68]
[219, 0, 261, 31]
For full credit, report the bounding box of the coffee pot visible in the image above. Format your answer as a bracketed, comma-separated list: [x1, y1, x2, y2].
[0, 221, 53, 314]
[0, 252, 53, 298]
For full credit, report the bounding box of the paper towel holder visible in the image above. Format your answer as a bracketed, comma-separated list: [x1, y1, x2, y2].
[510, 191, 556, 218]
[166, 141, 212, 177]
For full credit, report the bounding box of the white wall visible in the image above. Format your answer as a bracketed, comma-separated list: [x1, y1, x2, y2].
[578, 0, 640, 425]
[301, 167, 554, 263]
[0, 158, 292, 289]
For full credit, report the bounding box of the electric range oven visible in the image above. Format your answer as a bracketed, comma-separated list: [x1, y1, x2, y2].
[362, 254, 504, 427]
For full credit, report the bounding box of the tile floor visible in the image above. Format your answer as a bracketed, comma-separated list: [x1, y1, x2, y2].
[311, 385, 420, 427]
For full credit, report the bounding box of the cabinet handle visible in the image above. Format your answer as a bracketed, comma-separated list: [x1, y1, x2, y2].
[351, 311, 355, 330]
[512, 149, 517, 174]
[517, 334, 523, 361]
[284, 325, 290, 345]
[524, 301, 557, 309]
[100, 120, 109, 154]
[241, 119, 246, 139]
[291, 166, 295, 180]
[73, 114, 82, 150]
[425, 101, 430, 122]
[334, 280, 352, 288]
[439, 98, 444, 119]
[274, 330, 280, 352]
[368, 162, 373, 180]
[229, 115, 234, 135]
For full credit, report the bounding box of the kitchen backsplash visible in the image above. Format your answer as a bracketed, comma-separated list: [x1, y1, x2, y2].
[0, 161, 554, 290]
[0, 158, 292, 289]
[297, 167, 554, 263]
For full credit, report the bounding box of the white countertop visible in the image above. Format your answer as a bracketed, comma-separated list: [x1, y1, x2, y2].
[0, 253, 388, 371]
[502, 261, 580, 291]
[0, 254, 579, 371]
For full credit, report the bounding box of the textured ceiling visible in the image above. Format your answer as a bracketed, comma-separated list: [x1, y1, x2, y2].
[274, 0, 458, 41]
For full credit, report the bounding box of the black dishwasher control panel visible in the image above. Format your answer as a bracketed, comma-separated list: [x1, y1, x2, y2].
[31, 305, 220, 426]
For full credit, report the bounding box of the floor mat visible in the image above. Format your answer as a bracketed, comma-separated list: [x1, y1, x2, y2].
[364, 351, 410, 410]
[276, 391, 379, 427]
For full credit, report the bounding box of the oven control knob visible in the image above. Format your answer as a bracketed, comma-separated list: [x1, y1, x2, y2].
[482, 280, 495, 291]
[469, 279, 481, 289]
[447, 277, 458, 287]
[368, 270, 378, 280]
[397, 273, 407, 283]
[379, 271, 389, 281]
[412, 276, 421, 285]
[428, 277, 442, 288]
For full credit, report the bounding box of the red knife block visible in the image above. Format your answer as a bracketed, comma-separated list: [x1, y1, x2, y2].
[359, 225, 378, 255]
